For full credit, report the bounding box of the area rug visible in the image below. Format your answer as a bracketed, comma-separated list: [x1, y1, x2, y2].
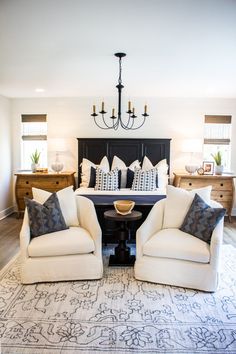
[0, 246, 236, 354]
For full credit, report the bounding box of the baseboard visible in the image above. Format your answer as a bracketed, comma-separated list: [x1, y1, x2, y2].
[0, 206, 15, 220]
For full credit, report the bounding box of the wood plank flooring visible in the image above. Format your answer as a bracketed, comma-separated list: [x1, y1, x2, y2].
[0, 214, 235, 270]
[0, 213, 21, 270]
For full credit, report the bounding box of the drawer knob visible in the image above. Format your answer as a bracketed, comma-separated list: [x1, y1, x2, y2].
[26, 181, 29, 184]
[189, 182, 192, 186]
[220, 195, 223, 198]
[56, 181, 59, 185]
[26, 192, 29, 196]
[220, 183, 224, 187]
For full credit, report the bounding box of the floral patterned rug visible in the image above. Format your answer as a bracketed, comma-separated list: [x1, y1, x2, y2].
[0, 245, 236, 354]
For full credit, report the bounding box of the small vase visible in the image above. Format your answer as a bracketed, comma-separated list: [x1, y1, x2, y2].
[31, 163, 39, 173]
[215, 165, 223, 175]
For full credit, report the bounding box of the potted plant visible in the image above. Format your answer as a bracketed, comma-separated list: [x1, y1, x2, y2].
[211, 151, 223, 175]
[30, 149, 41, 172]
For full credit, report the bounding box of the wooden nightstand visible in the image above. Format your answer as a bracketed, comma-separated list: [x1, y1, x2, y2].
[15, 171, 76, 215]
[173, 173, 236, 222]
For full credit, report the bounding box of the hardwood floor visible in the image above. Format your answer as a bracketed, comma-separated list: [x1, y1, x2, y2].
[0, 214, 235, 271]
[0, 213, 22, 270]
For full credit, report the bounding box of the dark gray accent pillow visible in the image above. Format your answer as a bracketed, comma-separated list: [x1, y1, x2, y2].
[180, 193, 226, 244]
[25, 193, 68, 238]
[88, 166, 96, 187]
[126, 168, 134, 188]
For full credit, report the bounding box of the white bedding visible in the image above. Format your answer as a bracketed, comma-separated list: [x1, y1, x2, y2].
[75, 187, 166, 196]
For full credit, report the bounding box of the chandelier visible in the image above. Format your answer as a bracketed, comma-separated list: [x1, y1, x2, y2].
[91, 52, 149, 130]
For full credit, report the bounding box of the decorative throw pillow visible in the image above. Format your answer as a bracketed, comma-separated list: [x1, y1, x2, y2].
[95, 168, 120, 191]
[111, 156, 140, 188]
[25, 193, 68, 238]
[131, 168, 157, 191]
[142, 156, 169, 189]
[180, 193, 226, 244]
[32, 186, 79, 227]
[126, 168, 135, 188]
[88, 166, 96, 187]
[80, 156, 110, 187]
[163, 185, 212, 229]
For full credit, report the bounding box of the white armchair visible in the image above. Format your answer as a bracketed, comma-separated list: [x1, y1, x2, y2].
[20, 196, 103, 284]
[134, 196, 224, 292]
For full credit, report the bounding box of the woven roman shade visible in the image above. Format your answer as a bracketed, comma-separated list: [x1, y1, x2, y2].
[21, 114, 47, 141]
[204, 115, 231, 145]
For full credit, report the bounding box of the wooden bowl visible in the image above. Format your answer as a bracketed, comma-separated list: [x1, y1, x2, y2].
[114, 200, 135, 215]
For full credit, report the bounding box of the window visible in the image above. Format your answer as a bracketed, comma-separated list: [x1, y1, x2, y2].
[21, 114, 47, 170]
[203, 115, 232, 171]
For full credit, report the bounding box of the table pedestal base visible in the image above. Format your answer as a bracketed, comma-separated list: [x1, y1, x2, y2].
[109, 254, 135, 266]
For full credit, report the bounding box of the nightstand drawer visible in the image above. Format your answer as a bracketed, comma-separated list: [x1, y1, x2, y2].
[16, 188, 32, 199]
[179, 178, 232, 191]
[17, 176, 70, 189]
[211, 190, 233, 202]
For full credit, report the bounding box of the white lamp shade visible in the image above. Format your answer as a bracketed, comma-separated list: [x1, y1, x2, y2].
[48, 138, 67, 152]
[182, 139, 202, 153]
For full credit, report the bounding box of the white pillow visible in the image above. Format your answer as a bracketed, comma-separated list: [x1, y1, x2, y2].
[163, 185, 212, 229]
[142, 156, 169, 188]
[111, 156, 140, 188]
[32, 186, 79, 227]
[80, 156, 109, 187]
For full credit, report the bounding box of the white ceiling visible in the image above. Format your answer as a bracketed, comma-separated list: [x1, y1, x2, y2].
[0, 0, 236, 98]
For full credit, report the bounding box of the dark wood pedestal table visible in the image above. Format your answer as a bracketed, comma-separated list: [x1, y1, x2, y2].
[104, 210, 142, 266]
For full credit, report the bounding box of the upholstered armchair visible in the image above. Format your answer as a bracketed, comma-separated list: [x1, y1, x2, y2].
[134, 186, 225, 292]
[20, 195, 103, 284]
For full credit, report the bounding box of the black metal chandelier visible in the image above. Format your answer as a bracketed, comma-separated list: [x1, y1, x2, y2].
[91, 52, 149, 130]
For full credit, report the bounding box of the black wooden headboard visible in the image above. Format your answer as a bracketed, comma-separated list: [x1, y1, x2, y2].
[77, 138, 171, 183]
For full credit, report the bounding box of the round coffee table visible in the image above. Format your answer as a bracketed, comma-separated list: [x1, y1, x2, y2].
[104, 209, 142, 266]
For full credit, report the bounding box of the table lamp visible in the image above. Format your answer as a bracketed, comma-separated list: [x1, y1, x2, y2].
[182, 139, 202, 174]
[48, 138, 67, 173]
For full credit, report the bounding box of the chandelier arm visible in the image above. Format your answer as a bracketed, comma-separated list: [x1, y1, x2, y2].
[113, 117, 119, 130]
[120, 114, 132, 129]
[128, 116, 147, 130]
[93, 116, 113, 130]
[102, 114, 114, 128]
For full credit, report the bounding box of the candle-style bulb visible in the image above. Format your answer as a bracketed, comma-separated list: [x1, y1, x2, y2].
[93, 105, 96, 114]
[128, 101, 131, 110]
[144, 105, 147, 114]
[101, 101, 104, 111]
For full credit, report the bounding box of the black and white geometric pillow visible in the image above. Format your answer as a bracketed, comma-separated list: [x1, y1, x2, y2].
[95, 168, 119, 191]
[131, 168, 157, 191]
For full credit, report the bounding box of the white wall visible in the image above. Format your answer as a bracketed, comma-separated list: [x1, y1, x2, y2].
[0, 95, 13, 219]
[11, 96, 236, 210]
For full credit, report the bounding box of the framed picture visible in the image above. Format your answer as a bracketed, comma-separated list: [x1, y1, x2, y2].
[203, 161, 214, 175]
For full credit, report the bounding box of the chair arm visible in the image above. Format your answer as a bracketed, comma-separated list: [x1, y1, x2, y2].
[19, 209, 31, 260]
[209, 216, 224, 269]
[136, 198, 165, 259]
[76, 196, 102, 258]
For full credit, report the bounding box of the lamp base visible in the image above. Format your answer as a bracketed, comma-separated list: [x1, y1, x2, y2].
[51, 161, 64, 173]
[185, 165, 199, 175]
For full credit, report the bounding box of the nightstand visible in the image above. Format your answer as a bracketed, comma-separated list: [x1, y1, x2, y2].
[173, 173, 235, 222]
[15, 171, 76, 216]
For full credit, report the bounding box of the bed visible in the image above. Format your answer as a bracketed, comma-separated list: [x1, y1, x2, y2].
[76, 138, 171, 243]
